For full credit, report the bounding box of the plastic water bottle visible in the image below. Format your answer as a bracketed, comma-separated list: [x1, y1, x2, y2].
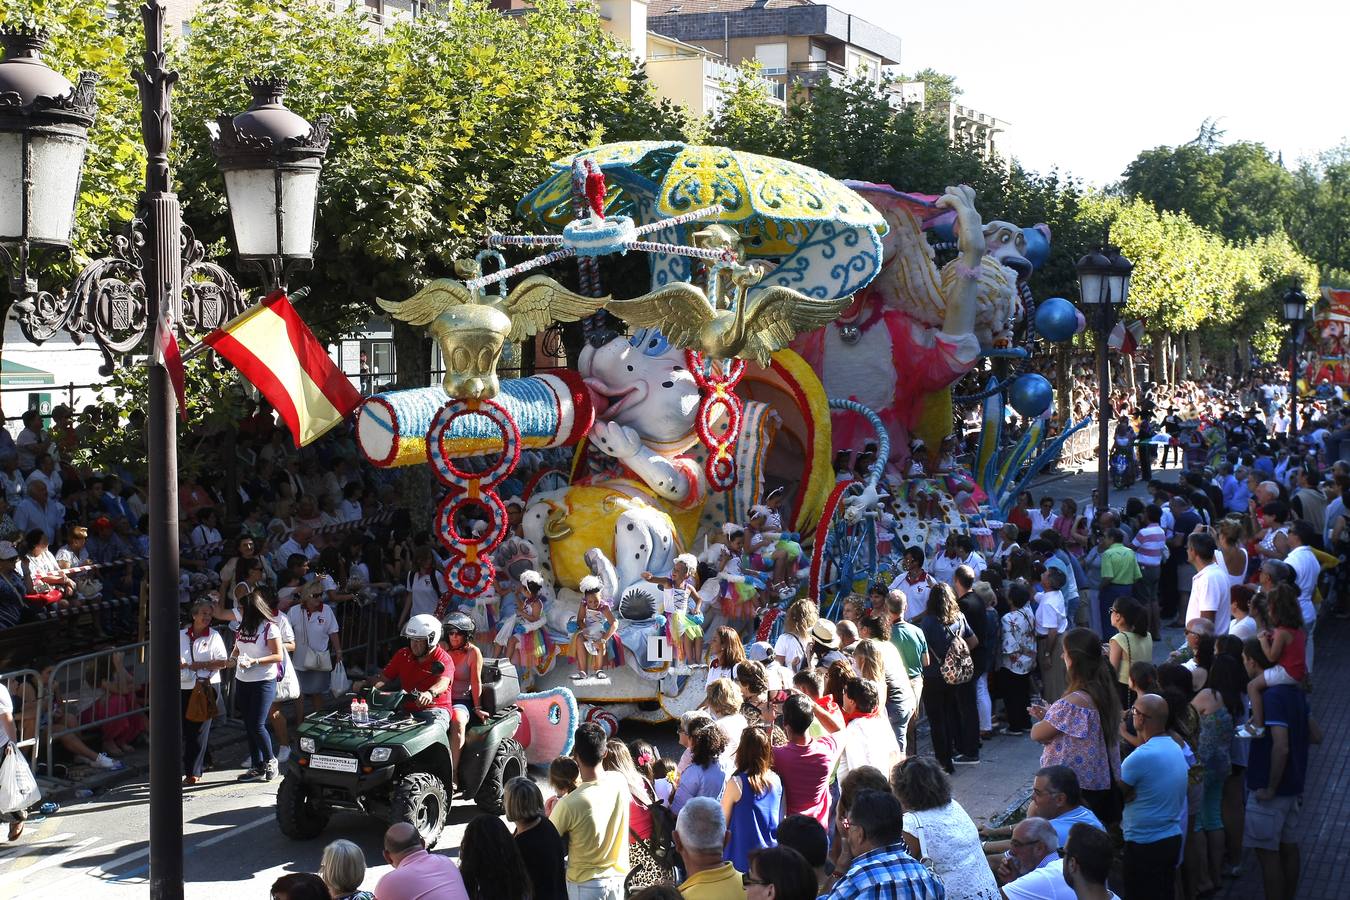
[358, 699, 369, 725]
[350, 697, 361, 722]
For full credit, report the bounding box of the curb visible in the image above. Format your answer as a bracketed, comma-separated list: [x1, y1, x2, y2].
[41, 723, 252, 804]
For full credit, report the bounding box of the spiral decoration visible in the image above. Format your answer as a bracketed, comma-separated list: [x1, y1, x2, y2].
[426, 397, 524, 610]
[686, 349, 746, 492]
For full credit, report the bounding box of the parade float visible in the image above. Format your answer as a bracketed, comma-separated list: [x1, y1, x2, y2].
[353, 141, 1083, 728]
[1311, 288, 1350, 388]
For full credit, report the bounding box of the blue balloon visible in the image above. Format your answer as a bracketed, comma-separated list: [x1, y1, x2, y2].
[1009, 374, 1053, 418]
[1035, 297, 1079, 343]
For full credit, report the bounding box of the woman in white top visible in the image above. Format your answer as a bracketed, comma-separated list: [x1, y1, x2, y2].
[892, 756, 1000, 900]
[21, 527, 74, 605]
[773, 599, 818, 672]
[703, 677, 748, 768]
[1216, 519, 1249, 588]
[287, 590, 341, 722]
[229, 591, 284, 782]
[400, 547, 447, 626]
[705, 626, 745, 686]
[180, 600, 228, 784]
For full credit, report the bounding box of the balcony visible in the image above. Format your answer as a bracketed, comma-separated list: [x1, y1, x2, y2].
[788, 59, 846, 89]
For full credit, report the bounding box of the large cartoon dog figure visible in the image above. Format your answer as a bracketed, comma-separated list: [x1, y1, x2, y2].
[522, 327, 708, 609]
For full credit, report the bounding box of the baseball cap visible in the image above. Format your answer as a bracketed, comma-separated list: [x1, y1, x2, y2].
[746, 641, 775, 662]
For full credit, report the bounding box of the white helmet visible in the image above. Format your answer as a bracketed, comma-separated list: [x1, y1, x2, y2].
[403, 613, 442, 646]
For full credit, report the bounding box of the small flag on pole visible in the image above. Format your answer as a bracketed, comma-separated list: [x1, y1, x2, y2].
[1108, 318, 1147, 355]
[155, 303, 188, 421]
[204, 290, 361, 447]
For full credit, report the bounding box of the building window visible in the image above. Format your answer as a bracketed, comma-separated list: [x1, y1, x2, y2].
[846, 50, 880, 84]
[755, 42, 787, 76]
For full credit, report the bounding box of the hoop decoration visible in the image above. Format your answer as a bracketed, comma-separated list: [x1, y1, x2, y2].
[426, 397, 524, 600]
[435, 491, 509, 556]
[686, 349, 746, 492]
[426, 398, 522, 490]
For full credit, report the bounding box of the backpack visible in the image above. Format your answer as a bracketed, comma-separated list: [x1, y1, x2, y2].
[940, 619, 974, 685]
[641, 792, 679, 869]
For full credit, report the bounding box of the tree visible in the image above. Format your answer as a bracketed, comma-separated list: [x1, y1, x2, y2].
[909, 67, 961, 108]
[706, 61, 787, 157]
[1290, 143, 1350, 280]
[169, 0, 678, 386]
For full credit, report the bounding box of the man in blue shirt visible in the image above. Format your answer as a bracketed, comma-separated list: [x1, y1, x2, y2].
[1243, 649, 1321, 900]
[1119, 693, 1188, 899]
[823, 789, 944, 900]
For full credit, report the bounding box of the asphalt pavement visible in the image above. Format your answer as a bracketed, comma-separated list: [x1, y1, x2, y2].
[0, 459, 1172, 897]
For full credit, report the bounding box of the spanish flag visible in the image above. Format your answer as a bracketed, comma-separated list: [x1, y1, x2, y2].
[204, 290, 361, 447]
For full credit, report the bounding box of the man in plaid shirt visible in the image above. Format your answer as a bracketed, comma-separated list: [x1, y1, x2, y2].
[823, 790, 945, 900]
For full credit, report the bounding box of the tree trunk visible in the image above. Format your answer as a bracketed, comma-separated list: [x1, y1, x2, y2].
[1190, 332, 1203, 380]
[392, 320, 432, 389]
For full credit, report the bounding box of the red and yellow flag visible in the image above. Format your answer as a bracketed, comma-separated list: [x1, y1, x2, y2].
[205, 291, 360, 447]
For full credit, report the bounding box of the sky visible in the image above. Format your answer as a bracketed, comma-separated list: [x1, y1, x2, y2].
[828, 0, 1350, 187]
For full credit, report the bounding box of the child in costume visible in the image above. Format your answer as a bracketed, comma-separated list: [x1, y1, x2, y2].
[496, 569, 552, 677]
[570, 575, 619, 680]
[644, 553, 703, 669]
[747, 502, 804, 598]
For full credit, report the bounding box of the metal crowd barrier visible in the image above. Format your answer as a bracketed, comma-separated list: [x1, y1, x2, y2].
[42, 641, 149, 775]
[0, 667, 42, 767]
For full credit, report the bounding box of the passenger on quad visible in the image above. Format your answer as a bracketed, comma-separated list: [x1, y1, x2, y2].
[356, 614, 456, 730]
[440, 612, 486, 771]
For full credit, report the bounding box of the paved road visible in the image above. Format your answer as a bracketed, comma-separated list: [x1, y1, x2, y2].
[2, 460, 1172, 897]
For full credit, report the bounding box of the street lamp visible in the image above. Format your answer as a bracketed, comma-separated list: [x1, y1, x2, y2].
[0, 7, 329, 898]
[1076, 244, 1133, 510]
[1282, 287, 1308, 437]
[209, 77, 332, 292]
[0, 28, 96, 328]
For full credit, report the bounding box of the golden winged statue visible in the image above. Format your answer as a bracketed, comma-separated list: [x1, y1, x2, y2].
[377, 267, 606, 399]
[604, 263, 851, 365]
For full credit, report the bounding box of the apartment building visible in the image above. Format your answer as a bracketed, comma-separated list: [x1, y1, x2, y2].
[646, 0, 900, 98]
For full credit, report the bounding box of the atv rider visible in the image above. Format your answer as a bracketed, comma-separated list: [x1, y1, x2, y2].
[441, 612, 487, 772]
[357, 613, 457, 730]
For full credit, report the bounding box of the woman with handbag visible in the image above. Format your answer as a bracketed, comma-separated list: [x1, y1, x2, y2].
[891, 756, 1000, 900]
[229, 591, 285, 782]
[180, 599, 227, 785]
[286, 588, 342, 723]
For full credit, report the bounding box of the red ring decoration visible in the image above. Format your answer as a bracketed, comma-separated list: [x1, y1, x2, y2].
[434, 490, 509, 556]
[686, 350, 746, 492]
[426, 398, 522, 490]
[447, 555, 495, 597]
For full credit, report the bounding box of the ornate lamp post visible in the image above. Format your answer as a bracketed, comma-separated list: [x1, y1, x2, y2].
[209, 77, 332, 292]
[1282, 287, 1308, 437]
[0, 28, 96, 331]
[0, 6, 329, 897]
[1076, 245, 1132, 509]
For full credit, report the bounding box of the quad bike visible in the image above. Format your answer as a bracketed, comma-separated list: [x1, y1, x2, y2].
[276, 668, 526, 848]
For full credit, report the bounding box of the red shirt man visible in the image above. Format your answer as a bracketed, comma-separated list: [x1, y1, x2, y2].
[381, 645, 454, 713]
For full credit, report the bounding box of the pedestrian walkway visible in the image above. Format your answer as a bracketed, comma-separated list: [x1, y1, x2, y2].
[1221, 616, 1350, 900]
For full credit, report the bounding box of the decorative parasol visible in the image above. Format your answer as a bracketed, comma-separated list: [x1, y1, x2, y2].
[517, 141, 886, 301]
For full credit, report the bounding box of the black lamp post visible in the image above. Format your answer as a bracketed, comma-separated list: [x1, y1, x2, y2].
[1076, 244, 1133, 511]
[1282, 287, 1308, 438]
[0, 7, 329, 898]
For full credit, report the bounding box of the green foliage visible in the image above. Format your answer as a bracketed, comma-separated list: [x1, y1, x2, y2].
[707, 61, 786, 157]
[909, 67, 962, 108]
[170, 0, 676, 343]
[1290, 143, 1350, 281]
[0, 0, 144, 276]
[69, 356, 249, 481]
